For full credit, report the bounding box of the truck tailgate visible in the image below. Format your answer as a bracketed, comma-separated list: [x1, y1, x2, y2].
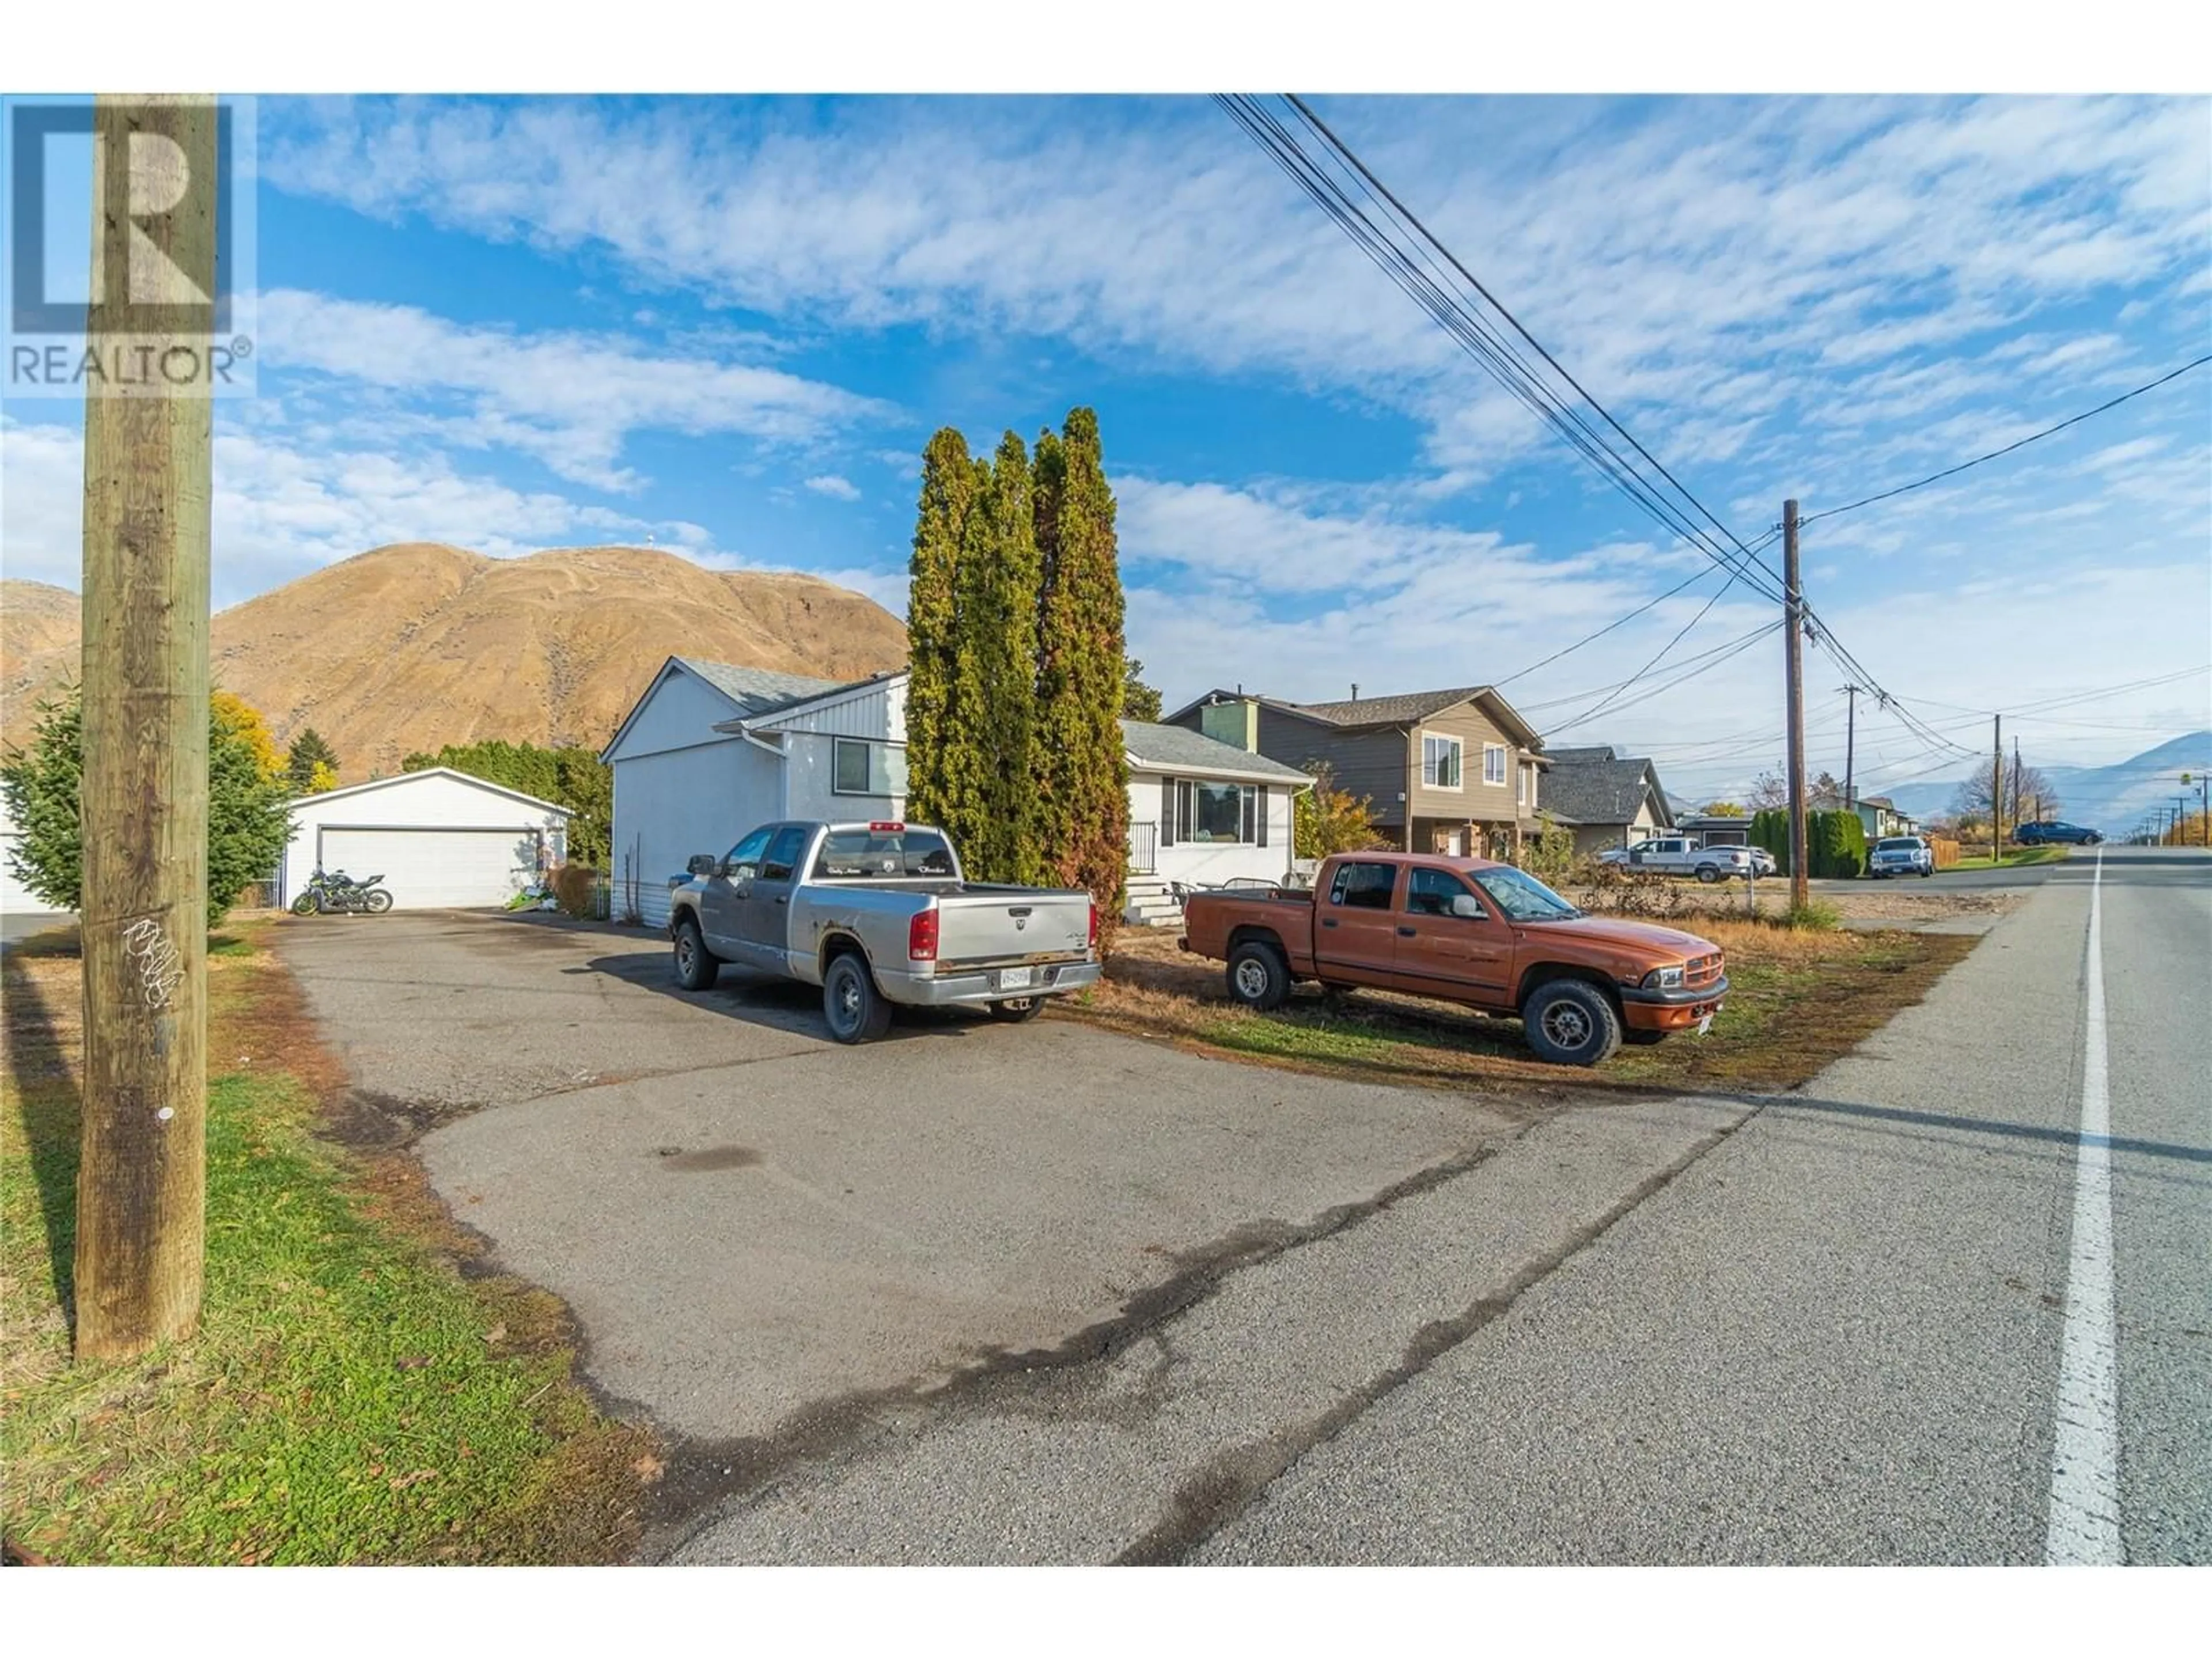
[935, 888, 1091, 964]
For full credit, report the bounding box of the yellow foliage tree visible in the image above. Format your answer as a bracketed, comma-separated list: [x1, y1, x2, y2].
[305, 759, 340, 793]
[210, 690, 285, 780]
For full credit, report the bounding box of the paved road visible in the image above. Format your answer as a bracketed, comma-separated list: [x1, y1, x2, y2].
[279, 856, 2206, 1563]
[1200, 845, 2207, 1563]
[665, 848, 2206, 1564]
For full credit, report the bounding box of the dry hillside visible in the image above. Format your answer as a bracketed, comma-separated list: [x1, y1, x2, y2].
[2, 543, 907, 779]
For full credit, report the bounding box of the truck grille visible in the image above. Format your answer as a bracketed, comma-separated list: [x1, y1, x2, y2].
[1685, 952, 1724, 989]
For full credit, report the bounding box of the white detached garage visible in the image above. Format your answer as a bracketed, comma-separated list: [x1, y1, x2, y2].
[280, 768, 571, 911]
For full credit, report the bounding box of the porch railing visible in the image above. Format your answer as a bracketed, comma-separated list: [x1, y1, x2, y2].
[1128, 820, 1158, 874]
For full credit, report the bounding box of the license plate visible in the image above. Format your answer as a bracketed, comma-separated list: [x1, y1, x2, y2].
[998, 966, 1035, 991]
[1696, 1013, 1713, 1036]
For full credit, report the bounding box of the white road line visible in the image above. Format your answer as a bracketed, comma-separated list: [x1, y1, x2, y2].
[2046, 847, 2122, 1565]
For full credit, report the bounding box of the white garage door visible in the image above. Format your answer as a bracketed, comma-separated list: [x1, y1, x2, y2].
[319, 827, 539, 910]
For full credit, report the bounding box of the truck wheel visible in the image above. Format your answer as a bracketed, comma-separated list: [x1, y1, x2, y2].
[988, 996, 1046, 1023]
[672, 916, 720, 991]
[1226, 941, 1290, 1011]
[823, 952, 892, 1043]
[1521, 979, 1622, 1067]
[1695, 865, 1721, 884]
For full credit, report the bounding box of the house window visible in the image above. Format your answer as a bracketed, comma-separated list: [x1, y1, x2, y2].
[1173, 778, 1263, 844]
[1422, 734, 1462, 789]
[1517, 763, 1527, 806]
[1483, 744, 1508, 787]
[832, 737, 908, 796]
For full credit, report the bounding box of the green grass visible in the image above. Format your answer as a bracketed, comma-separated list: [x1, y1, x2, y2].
[2, 941, 651, 1565]
[1948, 846, 2070, 870]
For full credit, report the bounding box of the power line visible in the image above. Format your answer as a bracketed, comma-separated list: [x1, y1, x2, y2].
[1281, 94, 1786, 598]
[1493, 525, 1781, 690]
[1219, 95, 1788, 616]
[1544, 620, 1784, 736]
[1798, 354, 2212, 528]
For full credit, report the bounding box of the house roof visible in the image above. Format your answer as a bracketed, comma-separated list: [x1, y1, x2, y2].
[677, 657, 850, 719]
[289, 766, 572, 819]
[712, 668, 907, 734]
[1120, 720, 1313, 785]
[1544, 745, 1619, 764]
[1540, 752, 1673, 830]
[601, 655, 851, 762]
[1166, 684, 1544, 749]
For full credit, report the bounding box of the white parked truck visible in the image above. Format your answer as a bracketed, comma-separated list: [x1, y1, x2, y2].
[665, 819, 1101, 1042]
[1596, 835, 1754, 884]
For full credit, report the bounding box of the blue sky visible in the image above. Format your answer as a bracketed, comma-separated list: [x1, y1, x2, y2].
[3, 93, 2208, 804]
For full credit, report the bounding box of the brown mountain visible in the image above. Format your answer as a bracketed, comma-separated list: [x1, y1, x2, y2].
[2, 543, 908, 779]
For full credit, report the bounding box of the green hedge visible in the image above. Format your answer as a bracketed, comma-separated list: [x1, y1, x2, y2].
[1747, 806, 1867, 877]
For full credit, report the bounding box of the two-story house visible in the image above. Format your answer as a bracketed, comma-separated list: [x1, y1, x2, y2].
[1164, 684, 1547, 858]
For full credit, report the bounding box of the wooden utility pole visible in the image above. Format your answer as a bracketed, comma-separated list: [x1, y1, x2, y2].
[1991, 715, 2003, 859]
[2013, 733, 2023, 832]
[1840, 683, 1862, 809]
[1782, 499, 1808, 910]
[75, 96, 217, 1361]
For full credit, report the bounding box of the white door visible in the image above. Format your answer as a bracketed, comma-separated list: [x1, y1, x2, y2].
[1446, 828, 1466, 856]
[319, 827, 539, 910]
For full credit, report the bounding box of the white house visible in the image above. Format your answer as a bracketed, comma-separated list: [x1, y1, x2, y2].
[603, 657, 907, 926]
[1123, 719, 1310, 921]
[1, 797, 56, 917]
[281, 768, 572, 910]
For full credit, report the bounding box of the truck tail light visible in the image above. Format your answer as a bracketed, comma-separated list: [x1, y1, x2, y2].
[1088, 901, 1099, 951]
[908, 908, 938, 963]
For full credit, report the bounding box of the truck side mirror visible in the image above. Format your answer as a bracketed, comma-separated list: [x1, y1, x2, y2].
[1449, 893, 1486, 919]
[687, 854, 718, 877]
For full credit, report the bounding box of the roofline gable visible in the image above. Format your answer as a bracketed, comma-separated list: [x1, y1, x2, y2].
[712, 668, 910, 734]
[290, 766, 572, 818]
[600, 656, 741, 763]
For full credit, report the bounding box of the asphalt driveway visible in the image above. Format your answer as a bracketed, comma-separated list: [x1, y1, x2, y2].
[275, 911, 1517, 1447]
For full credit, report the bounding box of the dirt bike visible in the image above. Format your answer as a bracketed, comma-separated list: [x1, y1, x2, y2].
[290, 866, 394, 915]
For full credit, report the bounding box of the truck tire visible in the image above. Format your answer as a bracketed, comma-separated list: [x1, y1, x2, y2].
[672, 915, 720, 991]
[988, 995, 1046, 1023]
[823, 950, 893, 1044]
[1226, 940, 1290, 1012]
[1696, 865, 1721, 884]
[1521, 979, 1622, 1067]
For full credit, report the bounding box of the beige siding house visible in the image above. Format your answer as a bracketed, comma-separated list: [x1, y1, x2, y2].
[1165, 684, 1547, 858]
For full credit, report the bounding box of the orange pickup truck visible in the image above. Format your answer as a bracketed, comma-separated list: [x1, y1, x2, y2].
[1180, 851, 1726, 1066]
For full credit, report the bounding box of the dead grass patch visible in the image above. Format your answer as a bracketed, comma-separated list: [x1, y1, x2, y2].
[1081, 922, 1975, 1096]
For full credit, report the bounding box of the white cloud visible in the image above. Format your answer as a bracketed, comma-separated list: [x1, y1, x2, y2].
[256, 289, 896, 492]
[1, 416, 723, 607]
[803, 473, 861, 501]
[259, 94, 2209, 501]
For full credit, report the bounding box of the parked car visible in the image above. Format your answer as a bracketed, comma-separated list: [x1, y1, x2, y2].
[2016, 821, 2102, 846]
[665, 820, 1100, 1042]
[1744, 846, 1778, 877]
[1596, 836, 1753, 884]
[1181, 851, 1727, 1067]
[1868, 835, 1935, 878]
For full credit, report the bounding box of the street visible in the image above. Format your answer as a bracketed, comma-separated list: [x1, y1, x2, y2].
[662, 846, 2208, 1563]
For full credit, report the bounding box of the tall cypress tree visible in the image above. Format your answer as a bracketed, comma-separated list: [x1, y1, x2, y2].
[946, 434, 1041, 883]
[1033, 407, 1130, 947]
[905, 429, 975, 832]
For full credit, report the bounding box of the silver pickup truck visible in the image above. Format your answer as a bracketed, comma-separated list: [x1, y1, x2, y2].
[666, 819, 1101, 1042]
[1597, 835, 1753, 883]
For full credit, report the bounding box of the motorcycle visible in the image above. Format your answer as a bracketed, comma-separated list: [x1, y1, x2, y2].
[290, 866, 395, 915]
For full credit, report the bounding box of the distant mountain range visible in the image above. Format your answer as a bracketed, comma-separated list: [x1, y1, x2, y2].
[2, 543, 908, 781]
[1881, 730, 2212, 833]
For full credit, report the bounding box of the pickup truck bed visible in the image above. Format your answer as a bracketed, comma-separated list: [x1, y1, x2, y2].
[667, 819, 1100, 1041]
